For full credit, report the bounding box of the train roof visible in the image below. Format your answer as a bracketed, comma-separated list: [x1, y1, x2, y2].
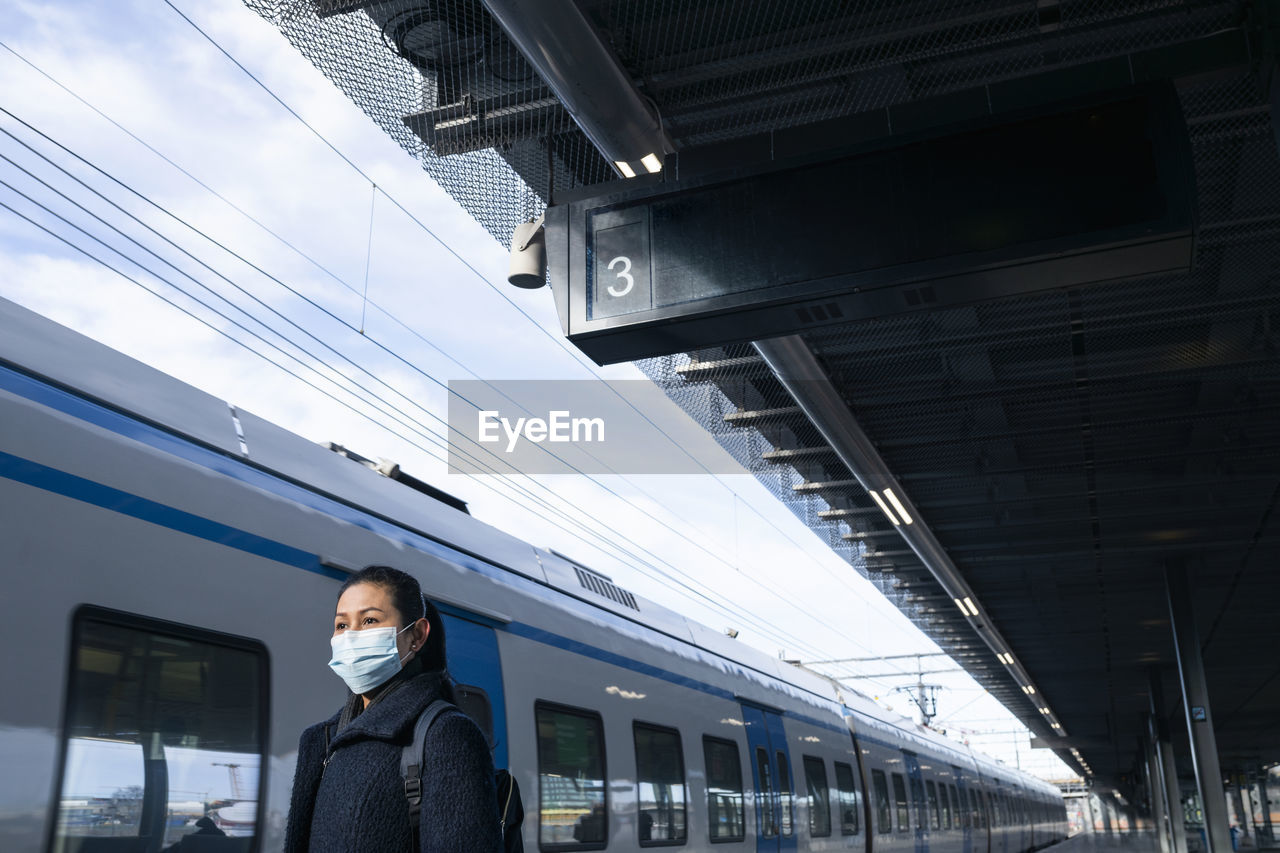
[0, 296, 1057, 793]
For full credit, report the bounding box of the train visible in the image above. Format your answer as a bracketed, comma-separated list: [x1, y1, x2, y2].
[0, 295, 1068, 852]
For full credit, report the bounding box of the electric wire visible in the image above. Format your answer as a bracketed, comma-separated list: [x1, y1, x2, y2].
[0, 32, 903, 668]
[152, 2, 878, 612]
[0, 110, 871, 669]
[0, 174, 826, 660]
[0, 35, 894, 675]
[0, 160, 849, 666]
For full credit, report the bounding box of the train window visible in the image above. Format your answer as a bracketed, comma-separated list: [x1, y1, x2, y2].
[891, 773, 909, 832]
[633, 723, 687, 846]
[802, 756, 831, 837]
[909, 775, 925, 830]
[776, 752, 794, 837]
[52, 607, 268, 852]
[926, 781, 941, 830]
[755, 748, 777, 838]
[969, 789, 980, 829]
[834, 762, 859, 835]
[871, 770, 891, 834]
[940, 784, 952, 829]
[949, 785, 960, 829]
[536, 703, 607, 850]
[702, 737, 744, 842]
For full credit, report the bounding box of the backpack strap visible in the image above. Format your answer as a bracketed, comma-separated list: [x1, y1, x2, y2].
[402, 699, 455, 850]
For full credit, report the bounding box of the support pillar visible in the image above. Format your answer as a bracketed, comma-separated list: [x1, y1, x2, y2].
[1234, 782, 1253, 847]
[1167, 562, 1233, 853]
[1146, 720, 1173, 853]
[1153, 668, 1190, 853]
[1259, 773, 1275, 847]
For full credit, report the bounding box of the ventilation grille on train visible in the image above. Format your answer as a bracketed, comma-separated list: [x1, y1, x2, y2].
[573, 565, 639, 611]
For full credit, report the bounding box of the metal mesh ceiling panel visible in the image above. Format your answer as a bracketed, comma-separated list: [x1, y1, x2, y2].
[246, 0, 1278, 784]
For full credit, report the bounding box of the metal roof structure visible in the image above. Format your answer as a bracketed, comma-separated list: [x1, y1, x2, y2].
[248, 0, 1280, 797]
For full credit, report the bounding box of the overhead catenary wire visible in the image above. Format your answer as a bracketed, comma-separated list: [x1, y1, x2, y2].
[150, 2, 887, 613]
[0, 176, 830, 662]
[0, 111, 887, 675]
[0, 32, 925, 673]
[0, 29, 890, 665]
[0, 154, 858, 668]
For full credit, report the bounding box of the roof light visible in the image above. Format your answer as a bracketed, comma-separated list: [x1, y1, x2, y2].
[640, 152, 663, 173]
[869, 490, 901, 525]
[998, 652, 1013, 665]
[1026, 685, 1036, 694]
[882, 488, 913, 525]
[955, 598, 968, 615]
[614, 160, 637, 178]
[962, 597, 979, 616]
[1040, 707, 1051, 714]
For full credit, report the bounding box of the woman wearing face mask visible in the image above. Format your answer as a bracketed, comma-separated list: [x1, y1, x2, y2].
[284, 565, 501, 852]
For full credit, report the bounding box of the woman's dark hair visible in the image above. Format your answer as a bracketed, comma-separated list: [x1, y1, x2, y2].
[338, 565, 448, 673]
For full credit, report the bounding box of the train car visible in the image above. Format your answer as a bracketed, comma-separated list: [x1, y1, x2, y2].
[0, 295, 1068, 852]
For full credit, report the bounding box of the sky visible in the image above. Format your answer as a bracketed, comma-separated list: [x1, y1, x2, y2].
[0, 0, 1073, 781]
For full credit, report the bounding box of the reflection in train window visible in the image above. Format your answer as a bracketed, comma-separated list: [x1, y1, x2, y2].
[940, 784, 952, 829]
[755, 748, 777, 838]
[702, 737, 744, 842]
[633, 723, 686, 846]
[776, 752, 794, 837]
[910, 774, 925, 830]
[872, 770, 891, 834]
[927, 780, 941, 830]
[834, 762, 859, 835]
[802, 756, 830, 838]
[892, 773, 909, 832]
[53, 607, 267, 853]
[536, 703, 607, 850]
[948, 785, 959, 829]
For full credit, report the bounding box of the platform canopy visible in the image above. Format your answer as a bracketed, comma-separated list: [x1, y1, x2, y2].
[251, 0, 1280, 793]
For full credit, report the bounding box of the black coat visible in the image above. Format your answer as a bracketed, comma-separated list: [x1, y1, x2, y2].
[284, 670, 501, 853]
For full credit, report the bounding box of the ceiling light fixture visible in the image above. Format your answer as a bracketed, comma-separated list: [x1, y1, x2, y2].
[640, 153, 663, 174]
[614, 160, 637, 179]
[882, 488, 913, 525]
[869, 490, 901, 525]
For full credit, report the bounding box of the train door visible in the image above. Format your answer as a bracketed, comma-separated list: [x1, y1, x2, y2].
[903, 752, 927, 853]
[741, 703, 797, 853]
[439, 607, 509, 770]
[954, 766, 973, 853]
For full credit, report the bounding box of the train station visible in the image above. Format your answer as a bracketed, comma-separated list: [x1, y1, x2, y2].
[1, 1, 1278, 852]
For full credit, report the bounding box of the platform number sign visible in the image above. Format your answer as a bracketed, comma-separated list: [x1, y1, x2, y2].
[590, 214, 651, 320]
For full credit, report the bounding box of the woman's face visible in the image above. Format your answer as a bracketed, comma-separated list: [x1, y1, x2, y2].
[333, 582, 430, 663]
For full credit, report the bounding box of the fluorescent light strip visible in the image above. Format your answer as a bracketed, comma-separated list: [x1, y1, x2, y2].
[640, 152, 663, 173]
[869, 490, 900, 525]
[962, 597, 979, 616]
[955, 598, 968, 616]
[614, 160, 637, 178]
[882, 488, 913, 525]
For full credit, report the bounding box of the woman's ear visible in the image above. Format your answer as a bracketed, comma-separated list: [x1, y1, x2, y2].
[414, 617, 431, 651]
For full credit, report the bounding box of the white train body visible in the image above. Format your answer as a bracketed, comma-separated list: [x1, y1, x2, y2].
[0, 297, 1068, 852]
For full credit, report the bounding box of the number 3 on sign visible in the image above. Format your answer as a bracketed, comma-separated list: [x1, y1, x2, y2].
[606, 256, 634, 297]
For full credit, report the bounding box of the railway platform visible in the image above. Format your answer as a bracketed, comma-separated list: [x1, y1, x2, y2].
[1051, 834, 1161, 853]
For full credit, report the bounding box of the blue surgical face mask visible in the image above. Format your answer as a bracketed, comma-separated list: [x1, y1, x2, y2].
[328, 622, 416, 694]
